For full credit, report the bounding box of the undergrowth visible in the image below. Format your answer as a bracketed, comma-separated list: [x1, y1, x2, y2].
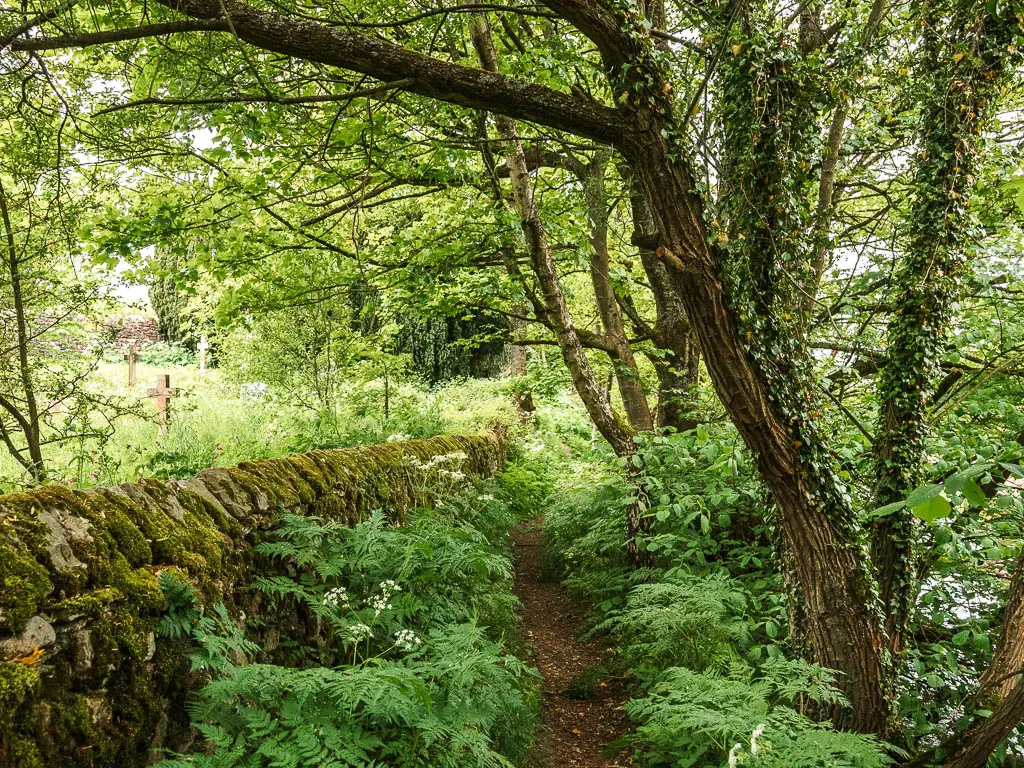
[155, 469, 540, 768]
[543, 426, 894, 768]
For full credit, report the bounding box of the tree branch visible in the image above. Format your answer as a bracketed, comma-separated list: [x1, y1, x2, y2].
[91, 78, 415, 116]
[30, 0, 627, 145]
[8, 18, 231, 50]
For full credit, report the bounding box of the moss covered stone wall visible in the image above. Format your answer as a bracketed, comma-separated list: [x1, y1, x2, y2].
[0, 432, 506, 767]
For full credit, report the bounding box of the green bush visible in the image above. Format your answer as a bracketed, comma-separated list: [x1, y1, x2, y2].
[139, 342, 197, 368]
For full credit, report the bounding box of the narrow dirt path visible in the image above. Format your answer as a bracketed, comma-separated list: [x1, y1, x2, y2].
[513, 518, 632, 768]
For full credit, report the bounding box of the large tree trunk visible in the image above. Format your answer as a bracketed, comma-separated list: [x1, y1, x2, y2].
[617, 94, 888, 734]
[871, 0, 1016, 661]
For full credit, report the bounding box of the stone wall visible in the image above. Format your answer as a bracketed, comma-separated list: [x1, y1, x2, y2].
[0, 432, 507, 767]
[105, 315, 163, 351]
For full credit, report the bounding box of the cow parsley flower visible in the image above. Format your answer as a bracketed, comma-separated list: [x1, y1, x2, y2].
[394, 629, 422, 651]
[323, 587, 348, 607]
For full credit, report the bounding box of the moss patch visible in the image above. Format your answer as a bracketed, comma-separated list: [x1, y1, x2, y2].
[0, 431, 506, 768]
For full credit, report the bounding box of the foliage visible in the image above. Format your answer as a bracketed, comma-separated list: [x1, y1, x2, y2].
[627, 665, 892, 768]
[394, 313, 508, 384]
[139, 342, 198, 368]
[543, 431, 894, 767]
[156, 480, 538, 768]
[149, 246, 201, 349]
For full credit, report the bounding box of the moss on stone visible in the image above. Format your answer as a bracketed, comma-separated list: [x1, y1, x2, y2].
[0, 431, 507, 767]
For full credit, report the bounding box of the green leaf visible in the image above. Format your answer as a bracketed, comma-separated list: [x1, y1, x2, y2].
[866, 501, 906, 519]
[907, 483, 943, 508]
[961, 478, 987, 507]
[912, 494, 951, 523]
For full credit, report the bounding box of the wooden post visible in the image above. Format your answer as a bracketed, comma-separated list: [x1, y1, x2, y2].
[198, 335, 210, 371]
[123, 342, 138, 387]
[147, 374, 179, 433]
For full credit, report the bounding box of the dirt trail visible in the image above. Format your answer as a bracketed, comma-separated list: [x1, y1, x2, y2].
[513, 518, 632, 768]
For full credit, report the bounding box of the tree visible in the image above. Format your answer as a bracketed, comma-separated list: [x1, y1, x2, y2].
[0, 57, 134, 486]
[6, 0, 1024, 760]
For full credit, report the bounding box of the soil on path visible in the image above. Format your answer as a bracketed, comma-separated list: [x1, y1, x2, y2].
[513, 518, 632, 768]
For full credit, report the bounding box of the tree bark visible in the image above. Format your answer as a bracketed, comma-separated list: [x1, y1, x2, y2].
[625, 180, 699, 432]
[597, 18, 888, 729]
[576, 151, 653, 431]
[978, 553, 1024, 706]
[940, 678, 1024, 768]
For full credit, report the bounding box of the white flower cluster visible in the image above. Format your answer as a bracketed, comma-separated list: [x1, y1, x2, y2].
[477, 494, 495, 502]
[347, 623, 373, 641]
[728, 722, 766, 767]
[368, 580, 402, 616]
[387, 433, 412, 443]
[408, 451, 468, 471]
[394, 629, 422, 651]
[323, 587, 348, 607]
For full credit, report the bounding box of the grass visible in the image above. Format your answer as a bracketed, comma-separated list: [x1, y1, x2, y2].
[0, 361, 524, 493]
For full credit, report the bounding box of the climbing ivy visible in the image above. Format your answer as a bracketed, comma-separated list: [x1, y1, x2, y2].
[871, 0, 1021, 650]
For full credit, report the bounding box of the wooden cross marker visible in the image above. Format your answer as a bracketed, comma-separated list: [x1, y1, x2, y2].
[198, 335, 210, 371]
[124, 342, 138, 388]
[147, 374, 179, 432]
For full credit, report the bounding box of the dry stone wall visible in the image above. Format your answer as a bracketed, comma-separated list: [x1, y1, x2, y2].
[0, 432, 506, 767]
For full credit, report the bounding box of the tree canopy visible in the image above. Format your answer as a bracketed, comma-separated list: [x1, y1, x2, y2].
[2, 0, 1024, 764]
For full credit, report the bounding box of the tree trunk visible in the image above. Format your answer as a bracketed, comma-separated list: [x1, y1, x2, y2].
[469, 16, 633, 457]
[0, 178, 46, 484]
[978, 554, 1024, 706]
[940, 679, 1024, 768]
[626, 180, 699, 432]
[871, 1, 1016, 660]
[579, 152, 653, 431]
[618, 100, 888, 732]
[472, 14, 648, 568]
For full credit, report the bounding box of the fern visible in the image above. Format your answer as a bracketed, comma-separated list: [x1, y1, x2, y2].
[594, 570, 750, 676]
[625, 666, 893, 768]
[155, 483, 538, 768]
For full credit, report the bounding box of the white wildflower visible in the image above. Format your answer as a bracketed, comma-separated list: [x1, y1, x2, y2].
[394, 629, 422, 651]
[368, 580, 401, 615]
[749, 722, 766, 756]
[347, 623, 373, 641]
[387, 433, 411, 443]
[728, 743, 742, 768]
[323, 587, 348, 607]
